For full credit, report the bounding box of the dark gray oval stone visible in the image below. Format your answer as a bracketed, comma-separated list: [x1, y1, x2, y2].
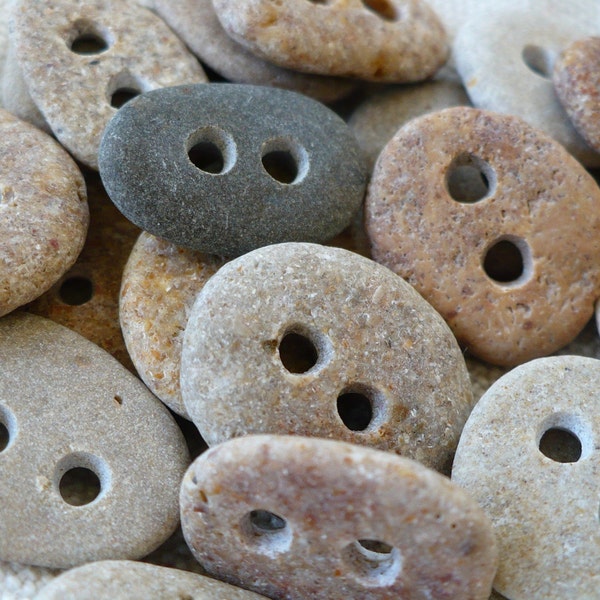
[98, 83, 367, 257]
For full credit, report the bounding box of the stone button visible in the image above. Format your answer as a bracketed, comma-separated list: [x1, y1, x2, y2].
[0, 313, 189, 568]
[452, 355, 600, 599]
[99, 84, 366, 257]
[180, 435, 498, 600]
[180, 242, 473, 472]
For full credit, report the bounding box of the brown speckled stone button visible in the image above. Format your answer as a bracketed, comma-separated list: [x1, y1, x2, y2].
[180, 435, 498, 600]
[366, 106, 600, 367]
[181, 242, 473, 472]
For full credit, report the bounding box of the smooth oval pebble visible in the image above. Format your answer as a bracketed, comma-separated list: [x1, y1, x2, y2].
[10, 0, 208, 169]
[365, 106, 600, 366]
[0, 312, 189, 568]
[0, 108, 89, 318]
[34, 560, 270, 599]
[181, 242, 473, 472]
[212, 0, 448, 83]
[181, 435, 498, 600]
[452, 355, 600, 599]
[99, 84, 366, 257]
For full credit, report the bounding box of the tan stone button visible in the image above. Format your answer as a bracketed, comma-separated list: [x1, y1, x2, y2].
[0, 108, 89, 318]
[365, 106, 600, 366]
[181, 242, 473, 472]
[452, 355, 600, 599]
[0, 313, 189, 568]
[181, 435, 498, 600]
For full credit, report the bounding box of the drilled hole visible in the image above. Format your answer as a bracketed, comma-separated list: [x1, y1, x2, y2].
[446, 154, 494, 203]
[189, 141, 225, 174]
[539, 428, 582, 463]
[187, 126, 236, 175]
[59, 467, 102, 506]
[522, 45, 553, 79]
[70, 32, 109, 54]
[483, 239, 525, 283]
[262, 150, 298, 184]
[110, 88, 140, 108]
[59, 276, 93, 305]
[248, 510, 286, 533]
[342, 539, 402, 587]
[362, 0, 398, 20]
[338, 392, 373, 431]
[0, 422, 9, 453]
[241, 509, 292, 555]
[278, 332, 318, 374]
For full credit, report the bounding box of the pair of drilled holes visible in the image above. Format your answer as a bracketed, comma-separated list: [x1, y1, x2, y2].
[308, 0, 399, 21]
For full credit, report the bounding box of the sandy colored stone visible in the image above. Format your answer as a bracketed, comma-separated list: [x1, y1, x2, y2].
[181, 435, 497, 600]
[553, 36, 600, 154]
[452, 355, 600, 599]
[0, 313, 189, 568]
[365, 106, 600, 367]
[0, 0, 14, 101]
[10, 0, 208, 169]
[34, 560, 269, 599]
[453, 0, 600, 166]
[212, 0, 448, 83]
[0, 108, 89, 318]
[25, 172, 140, 373]
[181, 242, 473, 472]
[153, 0, 357, 104]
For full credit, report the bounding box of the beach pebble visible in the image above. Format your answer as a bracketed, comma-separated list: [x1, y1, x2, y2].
[0, 313, 189, 568]
[453, 0, 600, 166]
[452, 355, 600, 599]
[100, 84, 366, 257]
[553, 36, 600, 154]
[34, 560, 269, 599]
[0, 108, 89, 318]
[365, 106, 600, 366]
[9, 0, 208, 169]
[152, 0, 357, 104]
[181, 242, 473, 472]
[212, 0, 448, 83]
[181, 434, 497, 600]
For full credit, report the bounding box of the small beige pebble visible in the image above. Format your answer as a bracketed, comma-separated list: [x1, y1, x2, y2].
[34, 560, 270, 599]
[9, 0, 208, 169]
[452, 355, 600, 599]
[211, 0, 449, 82]
[0, 108, 88, 318]
[181, 434, 498, 600]
[181, 242, 473, 472]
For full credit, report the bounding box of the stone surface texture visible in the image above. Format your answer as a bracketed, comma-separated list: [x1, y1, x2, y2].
[181, 435, 498, 600]
[153, 0, 357, 103]
[453, 0, 600, 166]
[34, 560, 269, 599]
[0, 0, 14, 102]
[0, 109, 89, 318]
[181, 242, 473, 472]
[0, 313, 189, 568]
[452, 355, 600, 599]
[100, 84, 366, 257]
[10, 0, 208, 169]
[212, 0, 448, 83]
[365, 106, 600, 366]
[553, 36, 600, 154]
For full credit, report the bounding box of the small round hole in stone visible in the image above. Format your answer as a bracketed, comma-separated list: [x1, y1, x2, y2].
[446, 153, 495, 203]
[261, 137, 309, 185]
[241, 509, 292, 555]
[278, 331, 319, 374]
[59, 276, 94, 305]
[59, 467, 102, 506]
[187, 126, 236, 175]
[539, 428, 582, 463]
[188, 141, 225, 174]
[110, 88, 140, 108]
[342, 538, 402, 587]
[483, 238, 531, 285]
[522, 44, 553, 79]
[68, 21, 111, 55]
[362, 0, 398, 20]
[337, 392, 373, 431]
[0, 422, 9, 453]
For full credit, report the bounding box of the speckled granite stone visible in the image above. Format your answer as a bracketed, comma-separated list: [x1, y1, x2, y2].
[212, 0, 448, 83]
[181, 435, 497, 600]
[9, 0, 208, 169]
[152, 0, 357, 103]
[452, 355, 600, 599]
[0, 0, 14, 102]
[34, 560, 269, 599]
[0, 313, 189, 568]
[365, 107, 600, 366]
[181, 242, 473, 472]
[100, 84, 366, 257]
[0, 108, 89, 318]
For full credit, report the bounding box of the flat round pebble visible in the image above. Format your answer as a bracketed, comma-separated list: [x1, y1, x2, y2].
[100, 84, 366, 257]
[0, 109, 89, 318]
[452, 355, 600, 599]
[10, 0, 208, 169]
[152, 0, 357, 104]
[181, 435, 498, 600]
[553, 36, 600, 154]
[34, 560, 269, 599]
[212, 0, 448, 83]
[453, 0, 600, 166]
[0, 313, 189, 568]
[181, 242, 473, 472]
[365, 106, 600, 366]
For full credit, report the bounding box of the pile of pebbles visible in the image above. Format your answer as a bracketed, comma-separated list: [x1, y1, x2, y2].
[1, 0, 600, 598]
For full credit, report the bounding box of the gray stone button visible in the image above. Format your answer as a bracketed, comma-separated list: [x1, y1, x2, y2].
[99, 84, 367, 257]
